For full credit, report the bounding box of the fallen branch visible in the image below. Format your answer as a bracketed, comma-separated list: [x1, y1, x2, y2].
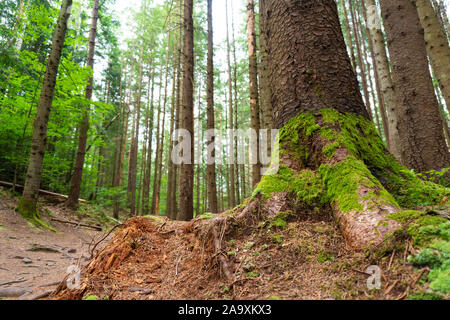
[50, 217, 102, 231]
[0, 181, 86, 203]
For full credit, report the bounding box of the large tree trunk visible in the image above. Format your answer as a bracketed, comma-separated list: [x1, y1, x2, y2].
[254, 0, 448, 250]
[415, 0, 450, 114]
[247, 0, 261, 188]
[18, 0, 73, 222]
[206, 0, 218, 214]
[177, 0, 194, 221]
[66, 0, 99, 209]
[379, 0, 449, 172]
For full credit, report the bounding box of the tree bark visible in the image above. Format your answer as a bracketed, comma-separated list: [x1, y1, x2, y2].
[177, 0, 194, 221]
[226, 0, 236, 208]
[206, 0, 218, 214]
[379, 0, 449, 172]
[66, 0, 99, 209]
[247, 0, 261, 188]
[18, 0, 73, 220]
[415, 0, 450, 115]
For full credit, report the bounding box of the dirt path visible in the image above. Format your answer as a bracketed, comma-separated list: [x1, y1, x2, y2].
[0, 190, 108, 300]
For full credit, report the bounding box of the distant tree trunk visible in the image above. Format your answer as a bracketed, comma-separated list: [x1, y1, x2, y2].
[206, 0, 218, 214]
[166, 55, 178, 218]
[341, 0, 357, 72]
[177, 0, 194, 221]
[259, 0, 273, 131]
[360, 0, 390, 147]
[362, 0, 401, 160]
[18, 0, 73, 221]
[379, 0, 449, 172]
[231, 0, 241, 205]
[348, 0, 373, 121]
[247, 0, 261, 188]
[415, 0, 450, 114]
[225, 0, 236, 208]
[432, 0, 450, 40]
[66, 0, 99, 209]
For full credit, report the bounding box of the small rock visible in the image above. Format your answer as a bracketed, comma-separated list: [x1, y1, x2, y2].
[22, 258, 32, 264]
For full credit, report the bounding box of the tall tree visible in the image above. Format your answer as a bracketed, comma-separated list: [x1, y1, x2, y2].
[415, 0, 450, 113]
[257, 0, 446, 249]
[66, 0, 100, 208]
[17, 0, 73, 221]
[206, 0, 218, 213]
[225, 0, 236, 208]
[177, 0, 194, 221]
[247, 0, 261, 188]
[379, 0, 449, 172]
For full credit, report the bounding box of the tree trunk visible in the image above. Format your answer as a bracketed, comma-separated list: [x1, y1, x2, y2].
[255, 0, 449, 250]
[379, 0, 449, 172]
[206, 0, 218, 214]
[128, 47, 144, 216]
[66, 0, 99, 209]
[247, 0, 261, 188]
[225, 0, 236, 208]
[18, 0, 73, 221]
[348, 0, 373, 121]
[415, 0, 450, 114]
[259, 0, 273, 131]
[341, 0, 357, 72]
[177, 0, 194, 221]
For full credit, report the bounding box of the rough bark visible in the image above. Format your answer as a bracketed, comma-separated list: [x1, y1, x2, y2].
[348, 0, 373, 121]
[18, 0, 73, 221]
[379, 0, 449, 172]
[128, 47, 144, 216]
[415, 0, 450, 115]
[247, 0, 261, 188]
[66, 0, 99, 208]
[360, 0, 390, 148]
[226, 0, 236, 208]
[258, 0, 444, 249]
[206, 0, 218, 214]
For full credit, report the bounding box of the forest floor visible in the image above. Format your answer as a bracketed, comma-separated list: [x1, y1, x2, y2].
[1, 187, 445, 300]
[0, 187, 114, 300]
[50, 203, 440, 300]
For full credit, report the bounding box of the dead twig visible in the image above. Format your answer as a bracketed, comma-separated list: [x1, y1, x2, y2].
[90, 224, 123, 257]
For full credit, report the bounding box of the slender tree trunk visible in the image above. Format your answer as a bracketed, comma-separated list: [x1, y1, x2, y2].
[415, 0, 450, 113]
[18, 0, 73, 220]
[66, 0, 99, 209]
[363, 0, 401, 160]
[379, 0, 449, 172]
[127, 46, 144, 216]
[247, 0, 261, 188]
[231, 0, 240, 205]
[341, 0, 357, 72]
[360, 0, 390, 146]
[177, 0, 194, 221]
[206, 0, 218, 213]
[348, 0, 373, 121]
[225, 0, 236, 208]
[142, 69, 155, 215]
[259, 0, 273, 131]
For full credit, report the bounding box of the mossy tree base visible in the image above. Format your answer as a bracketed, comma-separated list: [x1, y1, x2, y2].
[252, 109, 449, 249]
[17, 198, 56, 231]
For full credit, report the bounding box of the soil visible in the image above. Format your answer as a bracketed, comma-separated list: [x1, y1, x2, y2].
[0, 188, 112, 300]
[52, 206, 423, 300]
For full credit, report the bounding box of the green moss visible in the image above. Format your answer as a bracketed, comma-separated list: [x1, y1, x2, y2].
[270, 234, 284, 244]
[16, 198, 56, 232]
[408, 291, 443, 300]
[317, 109, 449, 208]
[269, 211, 293, 229]
[317, 250, 335, 263]
[84, 295, 99, 300]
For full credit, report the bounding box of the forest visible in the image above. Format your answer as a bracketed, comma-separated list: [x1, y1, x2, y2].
[0, 0, 449, 301]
